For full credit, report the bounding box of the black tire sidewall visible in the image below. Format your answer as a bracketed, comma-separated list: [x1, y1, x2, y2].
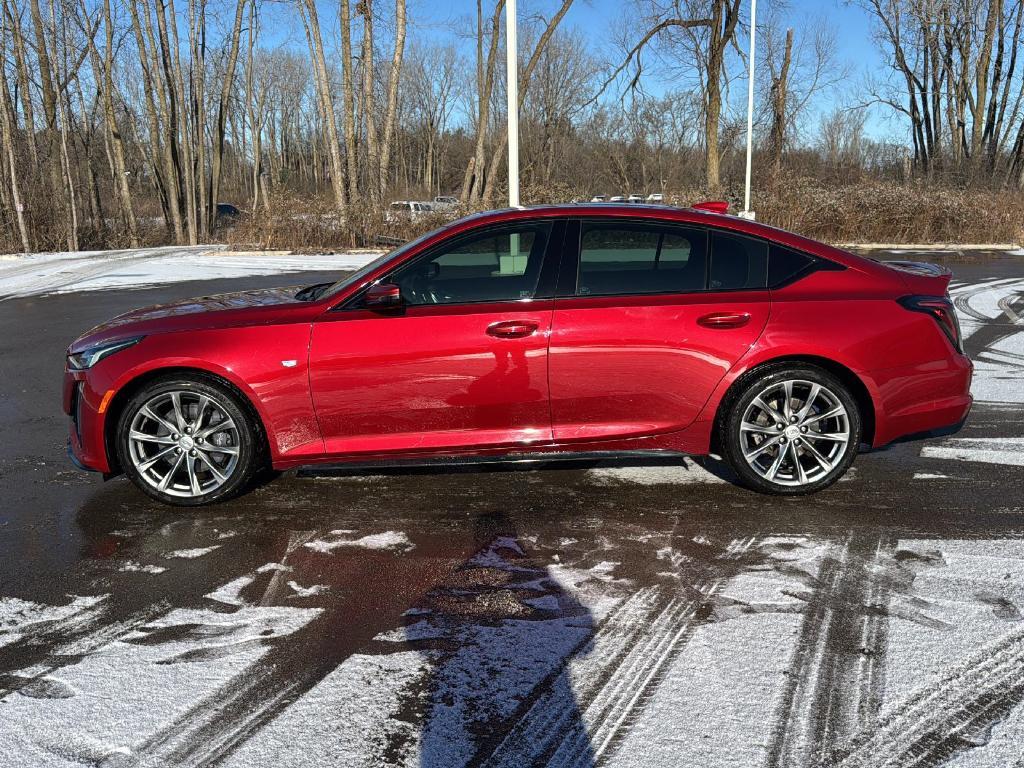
[721, 366, 862, 495]
[116, 376, 260, 506]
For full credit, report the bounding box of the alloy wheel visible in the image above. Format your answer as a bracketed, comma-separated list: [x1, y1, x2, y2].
[126, 389, 241, 498]
[737, 379, 851, 487]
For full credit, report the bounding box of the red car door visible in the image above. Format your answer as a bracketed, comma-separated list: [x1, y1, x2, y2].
[308, 221, 562, 456]
[549, 221, 770, 442]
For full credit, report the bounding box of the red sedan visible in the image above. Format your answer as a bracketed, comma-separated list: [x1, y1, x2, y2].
[64, 204, 972, 505]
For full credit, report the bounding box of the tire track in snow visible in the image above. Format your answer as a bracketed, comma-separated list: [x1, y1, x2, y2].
[766, 532, 897, 768]
[830, 623, 1024, 768]
[476, 536, 761, 768]
[121, 534, 471, 768]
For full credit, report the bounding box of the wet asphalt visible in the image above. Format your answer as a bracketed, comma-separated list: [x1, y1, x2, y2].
[0, 250, 1022, 766]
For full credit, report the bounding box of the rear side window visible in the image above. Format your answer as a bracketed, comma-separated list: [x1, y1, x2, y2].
[709, 232, 767, 290]
[768, 245, 817, 287]
[577, 224, 707, 296]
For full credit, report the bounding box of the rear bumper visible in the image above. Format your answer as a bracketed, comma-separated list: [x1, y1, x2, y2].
[867, 352, 973, 447]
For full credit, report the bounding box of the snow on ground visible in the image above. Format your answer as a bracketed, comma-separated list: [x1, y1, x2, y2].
[586, 457, 725, 485]
[921, 437, 1024, 467]
[0, 596, 106, 650]
[0, 246, 383, 300]
[303, 530, 415, 554]
[164, 545, 221, 559]
[0, 604, 319, 767]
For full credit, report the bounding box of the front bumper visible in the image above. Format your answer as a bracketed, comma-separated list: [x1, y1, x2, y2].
[64, 369, 114, 473]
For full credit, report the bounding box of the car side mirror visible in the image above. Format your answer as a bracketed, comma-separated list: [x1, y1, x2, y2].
[364, 282, 403, 309]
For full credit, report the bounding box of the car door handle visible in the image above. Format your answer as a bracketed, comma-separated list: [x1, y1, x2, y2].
[487, 320, 539, 339]
[697, 312, 751, 329]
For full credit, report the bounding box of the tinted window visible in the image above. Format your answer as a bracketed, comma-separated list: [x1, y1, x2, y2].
[709, 232, 768, 290]
[768, 245, 816, 287]
[577, 224, 707, 296]
[391, 223, 551, 305]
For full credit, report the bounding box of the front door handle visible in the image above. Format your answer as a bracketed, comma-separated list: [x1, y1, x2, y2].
[487, 320, 539, 339]
[697, 311, 751, 329]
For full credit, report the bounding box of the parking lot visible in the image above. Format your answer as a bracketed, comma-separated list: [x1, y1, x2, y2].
[1, 248, 1022, 767]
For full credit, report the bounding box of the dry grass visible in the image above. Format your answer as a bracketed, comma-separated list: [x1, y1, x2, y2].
[752, 175, 1024, 244]
[11, 179, 1014, 255]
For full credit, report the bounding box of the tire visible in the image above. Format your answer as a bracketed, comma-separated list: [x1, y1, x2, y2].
[116, 374, 264, 506]
[720, 365, 862, 495]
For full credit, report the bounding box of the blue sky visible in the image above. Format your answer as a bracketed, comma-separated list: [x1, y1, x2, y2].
[266, 0, 899, 141]
[405, 0, 896, 138]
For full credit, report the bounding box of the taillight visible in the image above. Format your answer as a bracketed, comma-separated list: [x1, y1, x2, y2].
[898, 295, 963, 353]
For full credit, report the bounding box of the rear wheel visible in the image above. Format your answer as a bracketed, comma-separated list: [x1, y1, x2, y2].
[116, 376, 262, 506]
[721, 366, 861, 494]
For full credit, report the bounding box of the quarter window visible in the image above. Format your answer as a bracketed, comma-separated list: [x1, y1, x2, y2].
[709, 232, 768, 290]
[768, 245, 817, 287]
[391, 223, 551, 306]
[577, 224, 708, 296]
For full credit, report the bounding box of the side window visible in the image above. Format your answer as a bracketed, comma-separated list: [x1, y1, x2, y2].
[768, 245, 816, 287]
[391, 223, 551, 306]
[577, 224, 707, 296]
[709, 232, 768, 290]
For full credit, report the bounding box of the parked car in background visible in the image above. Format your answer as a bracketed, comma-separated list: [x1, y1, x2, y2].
[628, 194, 644, 203]
[66, 203, 972, 505]
[609, 195, 627, 203]
[433, 196, 459, 210]
[387, 201, 434, 223]
[646, 193, 665, 203]
[590, 195, 608, 203]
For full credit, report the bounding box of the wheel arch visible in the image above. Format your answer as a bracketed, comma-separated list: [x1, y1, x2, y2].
[711, 354, 876, 452]
[103, 366, 272, 476]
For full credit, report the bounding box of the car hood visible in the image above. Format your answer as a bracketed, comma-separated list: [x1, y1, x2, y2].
[70, 285, 312, 352]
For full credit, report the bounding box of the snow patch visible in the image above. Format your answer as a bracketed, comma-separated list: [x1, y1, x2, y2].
[164, 545, 221, 559]
[922, 437, 1024, 467]
[256, 562, 293, 574]
[118, 561, 167, 574]
[0, 595, 106, 649]
[586, 458, 724, 486]
[286, 581, 330, 598]
[304, 531, 414, 554]
[205, 575, 256, 606]
[0, 245, 383, 300]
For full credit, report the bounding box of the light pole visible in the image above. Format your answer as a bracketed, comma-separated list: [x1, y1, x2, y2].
[505, 0, 520, 209]
[740, 0, 757, 220]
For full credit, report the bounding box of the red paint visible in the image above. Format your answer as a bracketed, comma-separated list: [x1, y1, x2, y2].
[65, 204, 973, 475]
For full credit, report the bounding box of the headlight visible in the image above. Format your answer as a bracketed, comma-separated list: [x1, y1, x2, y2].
[67, 337, 144, 370]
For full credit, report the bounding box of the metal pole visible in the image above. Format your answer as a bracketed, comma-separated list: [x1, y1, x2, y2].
[741, 0, 757, 219]
[505, 0, 520, 208]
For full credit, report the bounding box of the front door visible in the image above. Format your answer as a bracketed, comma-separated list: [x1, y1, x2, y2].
[309, 221, 561, 456]
[549, 221, 771, 442]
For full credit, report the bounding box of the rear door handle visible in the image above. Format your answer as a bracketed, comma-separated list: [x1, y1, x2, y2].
[487, 320, 539, 339]
[697, 312, 751, 329]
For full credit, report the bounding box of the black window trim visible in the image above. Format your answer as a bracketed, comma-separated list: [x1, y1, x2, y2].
[554, 217, 844, 299]
[336, 218, 566, 311]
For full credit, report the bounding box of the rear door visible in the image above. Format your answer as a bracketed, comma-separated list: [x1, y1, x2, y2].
[548, 220, 771, 442]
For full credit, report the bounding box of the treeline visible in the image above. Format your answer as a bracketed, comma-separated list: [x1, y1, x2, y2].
[0, 0, 1022, 253]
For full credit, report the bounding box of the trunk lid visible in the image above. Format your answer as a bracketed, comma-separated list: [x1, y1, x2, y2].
[880, 260, 953, 296]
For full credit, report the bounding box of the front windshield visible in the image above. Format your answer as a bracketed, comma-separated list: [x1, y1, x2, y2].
[315, 224, 450, 301]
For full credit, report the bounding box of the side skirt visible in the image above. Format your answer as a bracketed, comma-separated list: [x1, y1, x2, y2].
[295, 449, 689, 478]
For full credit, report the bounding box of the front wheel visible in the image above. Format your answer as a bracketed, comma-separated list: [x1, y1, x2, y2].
[721, 366, 862, 494]
[116, 376, 262, 506]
